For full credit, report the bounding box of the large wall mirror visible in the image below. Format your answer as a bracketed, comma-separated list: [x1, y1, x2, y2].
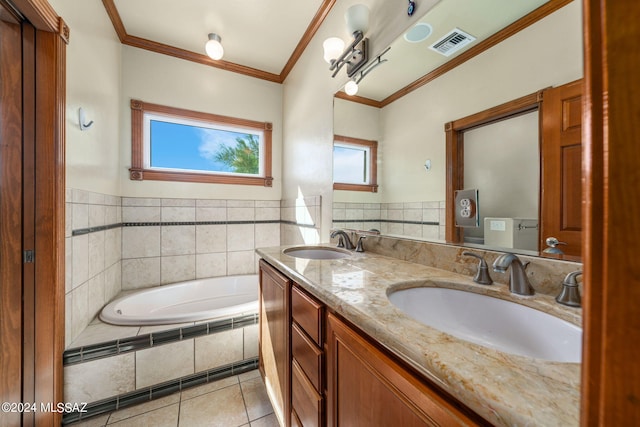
[332, 0, 583, 260]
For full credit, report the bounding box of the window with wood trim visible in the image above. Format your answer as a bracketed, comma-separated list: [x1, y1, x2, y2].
[129, 100, 273, 186]
[333, 135, 378, 192]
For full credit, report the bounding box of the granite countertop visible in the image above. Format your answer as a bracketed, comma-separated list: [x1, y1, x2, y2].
[256, 244, 581, 427]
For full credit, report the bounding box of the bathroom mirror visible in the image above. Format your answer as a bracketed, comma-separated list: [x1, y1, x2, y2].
[332, 0, 583, 260]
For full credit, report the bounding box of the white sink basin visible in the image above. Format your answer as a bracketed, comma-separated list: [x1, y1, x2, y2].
[283, 246, 352, 260]
[388, 287, 582, 363]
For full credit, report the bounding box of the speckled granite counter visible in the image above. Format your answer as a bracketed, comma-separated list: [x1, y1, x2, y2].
[256, 244, 581, 427]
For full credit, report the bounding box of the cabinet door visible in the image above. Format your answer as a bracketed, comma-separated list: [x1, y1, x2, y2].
[259, 260, 291, 427]
[326, 313, 484, 427]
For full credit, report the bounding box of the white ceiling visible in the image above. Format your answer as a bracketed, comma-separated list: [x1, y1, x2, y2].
[110, 0, 554, 102]
[113, 0, 324, 74]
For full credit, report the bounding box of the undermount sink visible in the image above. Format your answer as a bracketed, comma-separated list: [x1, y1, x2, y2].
[388, 286, 582, 363]
[283, 246, 352, 260]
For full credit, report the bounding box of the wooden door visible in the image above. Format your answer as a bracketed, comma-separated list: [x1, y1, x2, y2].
[259, 260, 291, 427]
[0, 8, 27, 427]
[540, 80, 583, 258]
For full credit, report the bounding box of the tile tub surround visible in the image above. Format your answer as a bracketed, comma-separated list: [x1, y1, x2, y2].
[332, 201, 446, 241]
[121, 198, 281, 290]
[66, 189, 123, 348]
[280, 196, 322, 245]
[66, 193, 282, 349]
[64, 319, 259, 405]
[256, 243, 582, 426]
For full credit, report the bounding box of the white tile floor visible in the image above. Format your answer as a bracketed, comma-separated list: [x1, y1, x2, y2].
[67, 370, 277, 427]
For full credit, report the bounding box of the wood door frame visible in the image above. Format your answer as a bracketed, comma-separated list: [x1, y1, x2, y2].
[445, 91, 543, 244]
[0, 0, 67, 425]
[581, 0, 640, 424]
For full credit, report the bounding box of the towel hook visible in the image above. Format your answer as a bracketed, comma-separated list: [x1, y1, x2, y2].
[79, 107, 94, 131]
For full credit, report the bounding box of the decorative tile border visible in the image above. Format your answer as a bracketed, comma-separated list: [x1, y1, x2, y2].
[72, 220, 282, 236]
[333, 219, 440, 226]
[61, 357, 259, 425]
[63, 313, 258, 366]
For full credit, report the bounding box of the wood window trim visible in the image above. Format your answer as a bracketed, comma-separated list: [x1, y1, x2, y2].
[129, 99, 273, 186]
[333, 134, 378, 193]
[444, 90, 543, 243]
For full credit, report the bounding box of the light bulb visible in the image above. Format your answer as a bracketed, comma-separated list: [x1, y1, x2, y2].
[345, 80, 359, 96]
[323, 37, 345, 63]
[345, 4, 369, 35]
[205, 33, 224, 60]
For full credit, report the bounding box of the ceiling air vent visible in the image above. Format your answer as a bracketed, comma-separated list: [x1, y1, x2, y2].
[428, 28, 476, 57]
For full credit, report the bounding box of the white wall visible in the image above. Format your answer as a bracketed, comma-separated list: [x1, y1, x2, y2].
[281, 0, 435, 241]
[49, 0, 122, 196]
[379, 1, 583, 203]
[119, 47, 283, 200]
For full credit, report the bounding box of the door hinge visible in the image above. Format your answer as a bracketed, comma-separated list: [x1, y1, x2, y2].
[23, 250, 35, 263]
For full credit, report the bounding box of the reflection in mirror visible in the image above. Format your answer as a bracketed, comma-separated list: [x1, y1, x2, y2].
[462, 111, 540, 251]
[332, 0, 583, 260]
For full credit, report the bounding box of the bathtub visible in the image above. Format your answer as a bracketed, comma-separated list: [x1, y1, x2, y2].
[100, 275, 258, 326]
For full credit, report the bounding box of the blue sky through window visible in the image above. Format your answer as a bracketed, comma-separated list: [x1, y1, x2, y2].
[333, 145, 368, 184]
[149, 120, 258, 174]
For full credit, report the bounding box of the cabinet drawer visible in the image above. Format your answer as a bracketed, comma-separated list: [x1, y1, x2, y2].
[292, 322, 323, 391]
[292, 359, 323, 427]
[291, 285, 323, 346]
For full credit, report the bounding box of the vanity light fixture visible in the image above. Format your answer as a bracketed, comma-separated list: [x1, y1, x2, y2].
[342, 47, 390, 96]
[323, 4, 370, 78]
[205, 33, 224, 60]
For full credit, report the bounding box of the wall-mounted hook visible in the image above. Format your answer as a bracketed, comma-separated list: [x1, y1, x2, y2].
[79, 107, 94, 131]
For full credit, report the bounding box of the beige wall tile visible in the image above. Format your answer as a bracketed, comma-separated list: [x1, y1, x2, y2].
[122, 226, 160, 258]
[227, 224, 255, 251]
[196, 253, 227, 279]
[195, 224, 226, 254]
[227, 251, 256, 275]
[72, 234, 89, 289]
[161, 225, 195, 256]
[122, 206, 161, 222]
[64, 353, 135, 403]
[161, 255, 195, 284]
[194, 329, 243, 372]
[244, 324, 259, 359]
[122, 257, 160, 290]
[135, 340, 194, 389]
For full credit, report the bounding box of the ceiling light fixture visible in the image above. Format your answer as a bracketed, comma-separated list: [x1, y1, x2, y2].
[205, 33, 224, 60]
[323, 4, 370, 78]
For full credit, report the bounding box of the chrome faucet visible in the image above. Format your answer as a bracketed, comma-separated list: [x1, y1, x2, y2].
[492, 253, 535, 296]
[556, 271, 582, 307]
[330, 230, 355, 250]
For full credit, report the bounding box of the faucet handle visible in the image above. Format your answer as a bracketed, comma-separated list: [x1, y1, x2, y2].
[556, 271, 582, 307]
[355, 236, 366, 252]
[462, 251, 493, 285]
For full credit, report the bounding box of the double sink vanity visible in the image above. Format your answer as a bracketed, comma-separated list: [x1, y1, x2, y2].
[256, 235, 582, 426]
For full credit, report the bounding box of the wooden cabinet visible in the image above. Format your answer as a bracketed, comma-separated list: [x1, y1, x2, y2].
[326, 313, 486, 427]
[259, 260, 485, 427]
[290, 284, 325, 427]
[259, 260, 291, 426]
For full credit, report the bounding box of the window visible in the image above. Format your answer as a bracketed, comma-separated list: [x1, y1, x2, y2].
[333, 135, 378, 192]
[130, 100, 273, 186]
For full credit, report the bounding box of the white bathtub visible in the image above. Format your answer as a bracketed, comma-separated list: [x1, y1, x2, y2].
[99, 275, 258, 326]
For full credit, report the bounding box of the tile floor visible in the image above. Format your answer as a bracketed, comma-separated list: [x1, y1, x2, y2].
[67, 370, 277, 427]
